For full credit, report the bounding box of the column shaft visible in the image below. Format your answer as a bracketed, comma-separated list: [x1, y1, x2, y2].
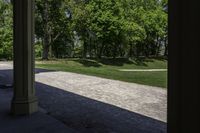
[11, 0, 38, 115]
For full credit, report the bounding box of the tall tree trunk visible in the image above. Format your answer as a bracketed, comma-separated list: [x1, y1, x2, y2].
[49, 45, 53, 58]
[83, 41, 87, 58]
[42, 39, 49, 60]
[129, 44, 133, 58]
[156, 37, 161, 57]
[98, 43, 105, 59]
[89, 37, 92, 58]
[112, 44, 117, 59]
[164, 37, 168, 56]
[145, 43, 150, 57]
[42, 1, 50, 60]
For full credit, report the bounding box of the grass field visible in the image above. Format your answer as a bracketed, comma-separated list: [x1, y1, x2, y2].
[36, 58, 167, 88]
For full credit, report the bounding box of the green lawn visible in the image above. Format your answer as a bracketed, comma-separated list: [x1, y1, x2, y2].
[35, 58, 167, 88]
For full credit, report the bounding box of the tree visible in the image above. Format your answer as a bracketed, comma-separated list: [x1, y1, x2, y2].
[0, 0, 168, 60]
[0, 0, 13, 60]
[129, 0, 168, 57]
[35, 0, 72, 59]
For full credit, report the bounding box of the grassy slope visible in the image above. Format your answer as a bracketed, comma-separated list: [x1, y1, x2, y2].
[35, 58, 167, 88]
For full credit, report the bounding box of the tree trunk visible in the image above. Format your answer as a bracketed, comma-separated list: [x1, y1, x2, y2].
[129, 44, 133, 58]
[98, 43, 105, 59]
[164, 37, 168, 56]
[145, 43, 150, 57]
[42, 1, 50, 60]
[83, 41, 87, 58]
[49, 45, 53, 58]
[89, 37, 92, 58]
[42, 40, 49, 60]
[112, 44, 117, 59]
[156, 37, 161, 57]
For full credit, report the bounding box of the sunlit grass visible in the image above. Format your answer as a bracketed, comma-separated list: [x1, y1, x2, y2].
[36, 58, 167, 88]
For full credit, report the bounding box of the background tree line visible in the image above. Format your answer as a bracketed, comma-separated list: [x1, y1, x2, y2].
[0, 0, 13, 60]
[0, 0, 168, 60]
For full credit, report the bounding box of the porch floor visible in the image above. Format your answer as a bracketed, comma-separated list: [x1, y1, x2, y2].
[0, 87, 77, 133]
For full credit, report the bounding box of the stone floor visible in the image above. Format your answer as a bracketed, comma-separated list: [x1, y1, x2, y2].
[0, 81, 77, 133]
[0, 62, 167, 133]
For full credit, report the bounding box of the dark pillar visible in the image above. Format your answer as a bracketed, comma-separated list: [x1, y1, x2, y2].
[11, 0, 38, 115]
[168, 0, 200, 132]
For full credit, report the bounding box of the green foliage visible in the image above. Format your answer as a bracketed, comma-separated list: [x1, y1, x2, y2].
[0, 0, 168, 60]
[68, 0, 168, 58]
[35, 0, 73, 59]
[0, 1, 13, 60]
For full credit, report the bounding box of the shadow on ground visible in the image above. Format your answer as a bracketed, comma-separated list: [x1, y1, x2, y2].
[0, 68, 55, 86]
[74, 58, 150, 67]
[74, 59, 102, 67]
[0, 69, 167, 133]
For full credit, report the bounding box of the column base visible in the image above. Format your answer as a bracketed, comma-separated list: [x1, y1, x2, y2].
[11, 97, 38, 115]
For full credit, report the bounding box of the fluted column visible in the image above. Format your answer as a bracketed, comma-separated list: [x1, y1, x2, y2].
[11, 0, 38, 115]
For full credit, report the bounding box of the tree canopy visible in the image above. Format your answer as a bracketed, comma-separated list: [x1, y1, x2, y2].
[0, 0, 13, 60]
[0, 0, 168, 60]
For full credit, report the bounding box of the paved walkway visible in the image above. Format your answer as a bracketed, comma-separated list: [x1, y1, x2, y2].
[36, 71, 167, 122]
[0, 62, 167, 133]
